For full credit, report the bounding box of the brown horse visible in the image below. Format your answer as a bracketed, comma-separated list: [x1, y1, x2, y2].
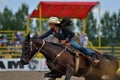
[20, 34, 119, 80]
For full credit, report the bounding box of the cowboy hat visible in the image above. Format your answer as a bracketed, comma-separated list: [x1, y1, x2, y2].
[47, 17, 60, 24]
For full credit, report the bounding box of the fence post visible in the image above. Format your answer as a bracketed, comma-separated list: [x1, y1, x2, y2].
[12, 31, 14, 40]
[108, 43, 115, 56]
[111, 45, 114, 56]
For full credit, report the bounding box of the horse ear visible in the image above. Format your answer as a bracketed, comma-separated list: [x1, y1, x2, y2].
[25, 34, 30, 42]
[27, 34, 30, 39]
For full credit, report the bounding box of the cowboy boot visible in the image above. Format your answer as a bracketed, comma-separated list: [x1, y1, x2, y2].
[79, 47, 100, 66]
[93, 59, 100, 64]
[91, 54, 100, 64]
[87, 55, 100, 66]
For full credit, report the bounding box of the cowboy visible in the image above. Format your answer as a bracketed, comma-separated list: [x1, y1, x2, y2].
[39, 17, 100, 64]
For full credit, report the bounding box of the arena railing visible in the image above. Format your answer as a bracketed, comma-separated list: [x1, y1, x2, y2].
[0, 45, 44, 58]
[0, 30, 25, 40]
[0, 45, 120, 58]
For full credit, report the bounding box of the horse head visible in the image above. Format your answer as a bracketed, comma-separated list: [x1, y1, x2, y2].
[20, 34, 44, 65]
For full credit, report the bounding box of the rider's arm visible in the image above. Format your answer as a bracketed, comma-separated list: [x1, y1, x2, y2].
[39, 29, 53, 39]
[60, 28, 74, 44]
[64, 28, 75, 42]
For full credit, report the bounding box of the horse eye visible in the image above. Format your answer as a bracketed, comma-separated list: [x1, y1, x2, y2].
[22, 46, 28, 49]
[25, 47, 28, 49]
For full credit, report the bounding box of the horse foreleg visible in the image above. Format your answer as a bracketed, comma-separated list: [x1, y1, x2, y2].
[45, 77, 56, 80]
[65, 64, 74, 80]
[44, 71, 62, 80]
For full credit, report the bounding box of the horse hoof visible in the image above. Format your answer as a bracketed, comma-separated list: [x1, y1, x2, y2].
[45, 77, 55, 80]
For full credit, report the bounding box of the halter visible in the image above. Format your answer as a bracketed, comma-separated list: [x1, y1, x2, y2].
[29, 39, 46, 52]
[25, 39, 46, 58]
[37, 39, 45, 52]
[24, 39, 46, 60]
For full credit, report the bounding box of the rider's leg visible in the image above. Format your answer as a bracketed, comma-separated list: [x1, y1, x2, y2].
[69, 39, 92, 55]
[69, 39, 99, 64]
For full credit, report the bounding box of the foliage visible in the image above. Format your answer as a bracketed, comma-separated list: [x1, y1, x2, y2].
[86, 12, 98, 46]
[0, 3, 28, 30]
[80, 11, 120, 46]
[101, 11, 120, 46]
[0, 6, 14, 30]
[14, 3, 29, 30]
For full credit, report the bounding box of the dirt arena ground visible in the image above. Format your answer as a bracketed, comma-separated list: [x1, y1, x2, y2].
[0, 71, 120, 80]
[0, 71, 85, 80]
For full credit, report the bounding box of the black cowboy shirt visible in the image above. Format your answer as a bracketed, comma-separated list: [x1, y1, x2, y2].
[39, 28, 75, 42]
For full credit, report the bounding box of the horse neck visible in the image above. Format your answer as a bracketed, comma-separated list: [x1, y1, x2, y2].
[43, 42, 63, 62]
[34, 40, 63, 62]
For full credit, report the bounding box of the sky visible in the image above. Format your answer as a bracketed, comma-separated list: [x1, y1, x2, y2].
[0, 0, 119, 33]
[0, 0, 120, 15]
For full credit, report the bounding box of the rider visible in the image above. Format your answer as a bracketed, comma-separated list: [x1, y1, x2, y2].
[39, 17, 100, 64]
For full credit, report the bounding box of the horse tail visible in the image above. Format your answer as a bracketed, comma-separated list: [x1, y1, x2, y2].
[103, 54, 119, 72]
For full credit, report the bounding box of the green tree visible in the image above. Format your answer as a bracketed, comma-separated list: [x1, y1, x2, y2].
[14, 3, 29, 30]
[101, 11, 120, 46]
[101, 11, 111, 46]
[86, 12, 98, 46]
[0, 3, 29, 31]
[116, 10, 120, 43]
[0, 6, 14, 30]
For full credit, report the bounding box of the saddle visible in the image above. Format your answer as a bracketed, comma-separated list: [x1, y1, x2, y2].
[67, 48, 99, 66]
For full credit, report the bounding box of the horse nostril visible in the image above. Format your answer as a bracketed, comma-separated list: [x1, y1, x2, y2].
[20, 60, 24, 63]
[20, 59, 29, 65]
[20, 58, 25, 63]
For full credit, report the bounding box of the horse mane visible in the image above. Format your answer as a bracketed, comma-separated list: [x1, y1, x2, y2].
[49, 42, 65, 48]
[49, 42, 75, 56]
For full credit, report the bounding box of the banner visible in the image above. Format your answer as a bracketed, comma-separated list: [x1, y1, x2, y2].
[40, 58, 49, 71]
[0, 58, 49, 71]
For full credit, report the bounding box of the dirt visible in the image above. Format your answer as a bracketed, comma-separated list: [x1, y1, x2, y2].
[0, 71, 85, 80]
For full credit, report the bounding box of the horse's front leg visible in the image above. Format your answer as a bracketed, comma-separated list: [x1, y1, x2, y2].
[45, 77, 56, 80]
[44, 72, 56, 80]
[44, 71, 62, 80]
[65, 64, 74, 80]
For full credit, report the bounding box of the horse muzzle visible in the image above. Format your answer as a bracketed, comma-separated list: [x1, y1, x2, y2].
[20, 59, 29, 65]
